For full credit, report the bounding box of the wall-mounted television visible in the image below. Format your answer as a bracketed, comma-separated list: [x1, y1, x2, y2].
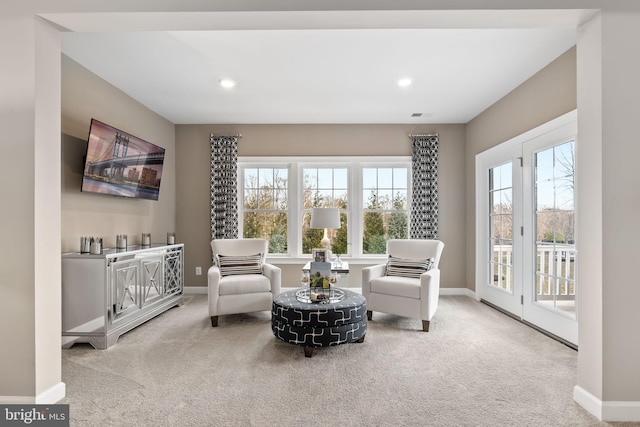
[81, 119, 165, 201]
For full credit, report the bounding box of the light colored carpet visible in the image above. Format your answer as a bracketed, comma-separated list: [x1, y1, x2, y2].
[61, 294, 622, 426]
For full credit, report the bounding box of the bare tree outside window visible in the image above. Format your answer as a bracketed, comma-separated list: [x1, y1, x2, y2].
[242, 168, 288, 254]
[534, 140, 576, 305]
[239, 158, 411, 258]
[488, 162, 514, 292]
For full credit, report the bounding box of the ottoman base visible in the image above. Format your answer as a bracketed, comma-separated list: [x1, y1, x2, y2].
[271, 288, 368, 358]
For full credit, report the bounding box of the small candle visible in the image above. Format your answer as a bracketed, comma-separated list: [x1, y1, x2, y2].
[90, 237, 102, 255]
[116, 234, 127, 249]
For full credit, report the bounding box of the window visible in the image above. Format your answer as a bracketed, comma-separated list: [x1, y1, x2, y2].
[239, 157, 410, 259]
[534, 140, 576, 314]
[241, 167, 288, 254]
[301, 167, 349, 254]
[488, 162, 514, 292]
[362, 167, 409, 254]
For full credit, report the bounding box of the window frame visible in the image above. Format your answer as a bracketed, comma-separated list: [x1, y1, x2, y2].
[239, 164, 291, 254]
[238, 156, 411, 262]
[360, 164, 411, 254]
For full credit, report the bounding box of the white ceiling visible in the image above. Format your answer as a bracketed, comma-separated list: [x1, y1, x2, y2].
[61, 24, 576, 124]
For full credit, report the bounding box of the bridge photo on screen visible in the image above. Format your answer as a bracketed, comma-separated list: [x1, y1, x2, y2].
[81, 119, 165, 201]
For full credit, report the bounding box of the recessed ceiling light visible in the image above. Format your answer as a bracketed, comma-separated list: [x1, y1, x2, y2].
[398, 78, 412, 87]
[219, 79, 236, 88]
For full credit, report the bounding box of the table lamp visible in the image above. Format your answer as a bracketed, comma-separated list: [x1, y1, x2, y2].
[310, 207, 341, 249]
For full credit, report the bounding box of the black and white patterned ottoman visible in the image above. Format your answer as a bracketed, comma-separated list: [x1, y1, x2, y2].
[271, 288, 367, 357]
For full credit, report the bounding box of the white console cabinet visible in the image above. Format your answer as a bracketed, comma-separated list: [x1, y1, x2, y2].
[62, 244, 184, 349]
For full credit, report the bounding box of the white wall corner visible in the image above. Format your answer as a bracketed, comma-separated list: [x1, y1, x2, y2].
[574, 385, 640, 422]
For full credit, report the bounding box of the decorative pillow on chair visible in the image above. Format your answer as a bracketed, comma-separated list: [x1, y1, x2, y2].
[386, 255, 435, 278]
[217, 253, 263, 276]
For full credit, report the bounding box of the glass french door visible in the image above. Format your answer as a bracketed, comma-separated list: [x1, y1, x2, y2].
[522, 136, 577, 345]
[477, 144, 523, 317]
[476, 111, 578, 347]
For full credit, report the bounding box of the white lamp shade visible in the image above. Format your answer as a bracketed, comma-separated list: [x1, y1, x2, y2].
[310, 208, 341, 229]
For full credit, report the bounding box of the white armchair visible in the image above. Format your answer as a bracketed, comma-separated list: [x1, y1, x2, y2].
[208, 238, 281, 327]
[362, 239, 444, 332]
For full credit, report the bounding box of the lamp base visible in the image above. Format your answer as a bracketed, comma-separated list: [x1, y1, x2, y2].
[321, 228, 331, 250]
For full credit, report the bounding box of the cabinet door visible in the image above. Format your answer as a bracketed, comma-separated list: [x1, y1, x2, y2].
[140, 256, 164, 307]
[110, 259, 140, 323]
[164, 249, 183, 296]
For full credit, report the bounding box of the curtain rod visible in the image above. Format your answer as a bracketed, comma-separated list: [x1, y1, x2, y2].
[408, 133, 438, 139]
[211, 133, 242, 139]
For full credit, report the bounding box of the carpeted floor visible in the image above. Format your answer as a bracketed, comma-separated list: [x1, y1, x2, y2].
[61, 294, 629, 426]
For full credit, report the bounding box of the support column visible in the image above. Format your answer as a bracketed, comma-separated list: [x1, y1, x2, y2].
[575, 9, 640, 421]
[0, 14, 64, 403]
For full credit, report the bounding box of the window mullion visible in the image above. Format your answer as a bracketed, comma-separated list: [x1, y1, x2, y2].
[290, 162, 301, 257]
[237, 166, 244, 238]
[352, 161, 362, 257]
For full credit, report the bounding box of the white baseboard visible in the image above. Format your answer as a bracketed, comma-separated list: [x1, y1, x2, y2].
[440, 287, 476, 298]
[0, 395, 34, 404]
[1, 382, 66, 404]
[37, 382, 66, 404]
[185, 286, 476, 297]
[574, 385, 602, 419]
[574, 385, 640, 421]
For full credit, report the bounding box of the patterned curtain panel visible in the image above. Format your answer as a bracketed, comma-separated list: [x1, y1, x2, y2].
[410, 135, 439, 239]
[210, 135, 239, 241]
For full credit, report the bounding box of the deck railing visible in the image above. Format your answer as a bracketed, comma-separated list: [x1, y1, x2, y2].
[491, 243, 576, 298]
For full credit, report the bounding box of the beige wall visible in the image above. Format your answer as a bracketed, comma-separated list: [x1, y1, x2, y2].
[465, 46, 577, 291]
[176, 123, 466, 290]
[61, 55, 176, 253]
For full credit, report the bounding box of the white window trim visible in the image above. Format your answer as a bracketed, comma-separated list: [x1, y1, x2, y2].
[238, 156, 411, 262]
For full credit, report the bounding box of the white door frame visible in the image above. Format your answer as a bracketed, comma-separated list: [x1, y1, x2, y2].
[522, 116, 578, 346]
[475, 110, 578, 345]
[475, 142, 523, 317]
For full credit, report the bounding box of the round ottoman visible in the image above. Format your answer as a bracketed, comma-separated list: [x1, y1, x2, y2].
[271, 288, 367, 357]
